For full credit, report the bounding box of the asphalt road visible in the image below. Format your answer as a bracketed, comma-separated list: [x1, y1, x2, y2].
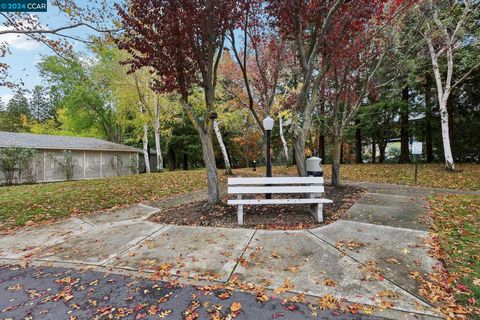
[0, 264, 382, 320]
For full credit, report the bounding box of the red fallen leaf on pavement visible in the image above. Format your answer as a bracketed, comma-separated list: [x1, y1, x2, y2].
[184, 311, 199, 320]
[134, 303, 147, 312]
[135, 313, 146, 319]
[97, 306, 115, 316]
[284, 304, 299, 311]
[238, 257, 249, 267]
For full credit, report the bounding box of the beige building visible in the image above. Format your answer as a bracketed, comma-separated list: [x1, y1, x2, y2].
[0, 132, 142, 184]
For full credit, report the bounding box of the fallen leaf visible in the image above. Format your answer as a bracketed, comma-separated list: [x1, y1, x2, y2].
[323, 279, 337, 287]
[274, 279, 294, 294]
[230, 302, 242, 312]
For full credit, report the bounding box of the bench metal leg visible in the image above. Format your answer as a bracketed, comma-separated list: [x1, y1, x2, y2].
[237, 194, 243, 225]
[310, 203, 323, 222]
[237, 205, 244, 225]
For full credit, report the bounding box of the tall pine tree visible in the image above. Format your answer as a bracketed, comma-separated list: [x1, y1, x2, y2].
[30, 85, 53, 123]
[4, 90, 31, 132]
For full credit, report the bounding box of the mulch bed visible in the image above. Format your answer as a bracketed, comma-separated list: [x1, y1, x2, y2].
[148, 185, 366, 230]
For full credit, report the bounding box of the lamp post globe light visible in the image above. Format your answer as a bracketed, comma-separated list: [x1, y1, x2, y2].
[263, 116, 274, 199]
[263, 116, 274, 131]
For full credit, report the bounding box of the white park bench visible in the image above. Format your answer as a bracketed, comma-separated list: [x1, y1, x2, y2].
[227, 177, 333, 225]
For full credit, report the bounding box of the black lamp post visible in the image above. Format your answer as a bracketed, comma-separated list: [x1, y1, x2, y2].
[263, 116, 274, 199]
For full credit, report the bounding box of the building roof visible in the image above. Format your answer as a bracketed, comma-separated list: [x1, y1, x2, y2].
[0, 131, 142, 153]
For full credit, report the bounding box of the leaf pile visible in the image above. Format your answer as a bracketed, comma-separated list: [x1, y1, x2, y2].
[149, 185, 365, 230]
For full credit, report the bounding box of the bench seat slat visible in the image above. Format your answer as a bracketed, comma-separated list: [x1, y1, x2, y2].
[228, 177, 324, 185]
[228, 186, 324, 194]
[228, 198, 333, 205]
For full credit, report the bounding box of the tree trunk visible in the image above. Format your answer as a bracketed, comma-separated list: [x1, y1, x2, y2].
[153, 95, 164, 172]
[355, 121, 363, 164]
[138, 101, 150, 173]
[199, 130, 221, 203]
[379, 142, 386, 163]
[182, 152, 188, 170]
[331, 134, 342, 187]
[292, 144, 297, 165]
[372, 138, 376, 164]
[340, 138, 344, 164]
[425, 32, 455, 170]
[319, 134, 325, 162]
[213, 120, 233, 175]
[424, 80, 433, 163]
[293, 135, 306, 176]
[319, 101, 326, 161]
[447, 96, 454, 144]
[279, 116, 289, 164]
[399, 85, 410, 163]
[439, 99, 455, 169]
[168, 145, 176, 171]
[142, 123, 151, 173]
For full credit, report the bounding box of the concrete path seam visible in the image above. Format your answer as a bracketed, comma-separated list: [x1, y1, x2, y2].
[320, 220, 430, 235]
[137, 203, 162, 212]
[348, 181, 480, 195]
[226, 229, 257, 283]
[306, 228, 439, 313]
[100, 224, 169, 267]
[365, 192, 427, 199]
[74, 217, 94, 227]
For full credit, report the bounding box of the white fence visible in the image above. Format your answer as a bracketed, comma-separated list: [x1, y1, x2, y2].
[0, 149, 139, 185]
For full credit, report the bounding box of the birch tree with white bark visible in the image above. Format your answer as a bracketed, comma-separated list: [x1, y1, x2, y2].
[153, 94, 164, 172]
[419, 0, 480, 170]
[213, 120, 233, 175]
[137, 101, 151, 173]
[278, 112, 290, 164]
[132, 70, 167, 173]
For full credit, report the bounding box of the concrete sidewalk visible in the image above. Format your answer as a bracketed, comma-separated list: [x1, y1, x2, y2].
[0, 184, 453, 319]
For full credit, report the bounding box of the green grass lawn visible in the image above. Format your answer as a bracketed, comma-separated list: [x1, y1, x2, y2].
[236, 163, 480, 191]
[0, 170, 208, 230]
[428, 194, 480, 317]
[1, 163, 479, 230]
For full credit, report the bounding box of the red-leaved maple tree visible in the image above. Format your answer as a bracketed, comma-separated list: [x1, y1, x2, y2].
[267, 0, 410, 184]
[320, 0, 412, 186]
[116, 0, 241, 204]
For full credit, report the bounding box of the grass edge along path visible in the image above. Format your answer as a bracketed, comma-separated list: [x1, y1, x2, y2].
[416, 194, 480, 319]
[0, 170, 208, 230]
[1, 163, 479, 230]
[238, 163, 480, 191]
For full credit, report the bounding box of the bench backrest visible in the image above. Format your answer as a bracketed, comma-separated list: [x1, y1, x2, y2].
[228, 177, 324, 195]
[228, 177, 324, 185]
